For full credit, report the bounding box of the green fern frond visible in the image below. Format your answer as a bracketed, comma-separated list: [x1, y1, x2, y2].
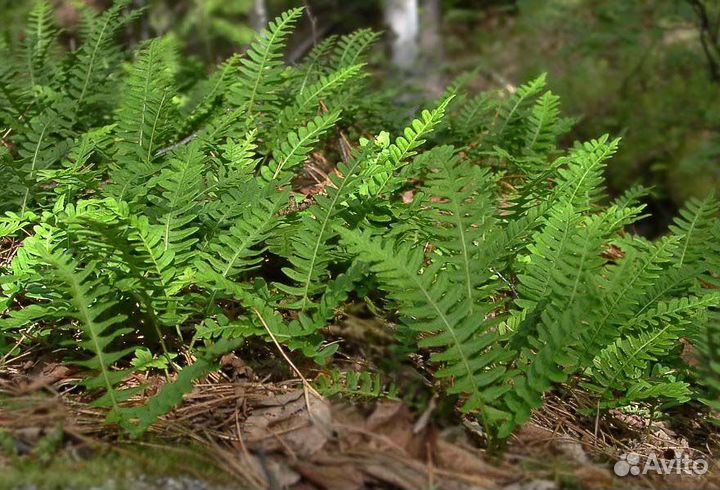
[190, 264, 335, 362]
[516, 203, 583, 307]
[494, 73, 547, 148]
[296, 35, 338, 93]
[146, 141, 206, 264]
[276, 146, 369, 311]
[620, 379, 691, 407]
[333, 29, 381, 69]
[260, 111, 340, 183]
[16, 104, 74, 214]
[0, 212, 34, 240]
[22, 0, 60, 93]
[669, 194, 719, 268]
[202, 187, 285, 279]
[314, 370, 399, 400]
[422, 150, 498, 309]
[181, 54, 242, 129]
[0, 39, 27, 130]
[228, 8, 303, 117]
[612, 184, 652, 211]
[360, 97, 453, 196]
[524, 91, 561, 157]
[338, 227, 512, 429]
[696, 222, 720, 410]
[202, 132, 259, 207]
[113, 337, 244, 437]
[585, 323, 692, 405]
[553, 135, 620, 209]
[126, 214, 181, 312]
[23, 224, 135, 411]
[110, 37, 178, 200]
[34, 125, 113, 201]
[624, 294, 720, 334]
[247, 292, 337, 361]
[449, 93, 492, 142]
[577, 236, 680, 367]
[502, 210, 625, 433]
[272, 64, 364, 143]
[503, 301, 592, 435]
[65, 0, 133, 115]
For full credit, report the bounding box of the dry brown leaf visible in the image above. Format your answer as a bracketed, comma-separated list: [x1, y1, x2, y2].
[363, 401, 418, 454]
[244, 390, 331, 457]
[434, 438, 515, 482]
[362, 457, 429, 490]
[18, 364, 73, 393]
[573, 465, 617, 489]
[294, 462, 365, 490]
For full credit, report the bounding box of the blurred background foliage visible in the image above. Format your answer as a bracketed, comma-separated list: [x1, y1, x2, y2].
[1, 0, 718, 221]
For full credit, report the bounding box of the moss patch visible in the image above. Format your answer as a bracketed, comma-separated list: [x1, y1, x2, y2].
[1, 445, 235, 490]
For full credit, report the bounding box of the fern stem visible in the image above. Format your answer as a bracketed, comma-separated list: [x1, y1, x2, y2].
[20, 121, 49, 216]
[299, 157, 362, 310]
[67, 276, 119, 411]
[76, 14, 112, 110]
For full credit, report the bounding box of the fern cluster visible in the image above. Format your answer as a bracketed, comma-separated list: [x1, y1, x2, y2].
[1, 1, 719, 446]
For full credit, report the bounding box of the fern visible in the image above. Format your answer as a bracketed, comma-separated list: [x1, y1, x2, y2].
[624, 295, 720, 334]
[124, 214, 184, 327]
[668, 194, 719, 268]
[501, 211, 614, 433]
[696, 218, 720, 412]
[64, 0, 133, 116]
[359, 97, 453, 197]
[277, 146, 370, 311]
[296, 35, 338, 93]
[113, 337, 244, 437]
[553, 135, 620, 209]
[146, 142, 205, 265]
[110, 37, 178, 201]
[493, 73, 548, 150]
[338, 227, 513, 437]
[576, 236, 680, 367]
[22, 224, 137, 411]
[228, 8, 303, 118]
[201, 187, 285, 279]
[15, 106, 73, 214]
[333, 29, 381, 69]
[181, 54, 242, 132]
[422, 150, 498, 310]
[585, 322, 691, 407]
[260, 111, 340, 183]
[272, 64, 364, 144]
[0, 39, 27, 130]
[22, 1, 60, 94]
[2, 4, 720, 447]
[315, 369, 399, 400]
[524, 91, 561, 157]
[448, 93, 493, 142]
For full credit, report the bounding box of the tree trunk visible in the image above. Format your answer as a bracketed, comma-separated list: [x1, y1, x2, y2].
[420, 0, 445, 96]
[251, 0, 268, 32]
[385, 0, 420, 71]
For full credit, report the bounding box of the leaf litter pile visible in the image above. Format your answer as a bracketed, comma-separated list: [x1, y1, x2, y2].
[2, 345, 719, 489]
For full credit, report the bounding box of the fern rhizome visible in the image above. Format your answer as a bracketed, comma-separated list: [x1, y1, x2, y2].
[1, 1, 720, 448]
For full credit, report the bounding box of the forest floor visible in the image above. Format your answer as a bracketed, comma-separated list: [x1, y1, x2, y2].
[2, 352, 719, 490]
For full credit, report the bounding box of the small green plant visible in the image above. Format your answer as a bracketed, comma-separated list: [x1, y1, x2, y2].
[314, 369, 399, 400]
[1, 1, 719, 448]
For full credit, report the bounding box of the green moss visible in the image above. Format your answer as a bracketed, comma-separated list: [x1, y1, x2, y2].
[0, 445, 235, 490]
